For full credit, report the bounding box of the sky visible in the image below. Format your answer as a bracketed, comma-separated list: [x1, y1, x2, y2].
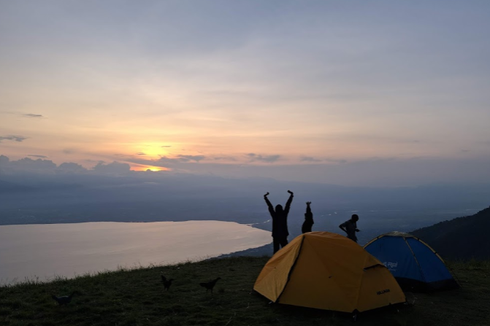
[1, 1, 489, 186]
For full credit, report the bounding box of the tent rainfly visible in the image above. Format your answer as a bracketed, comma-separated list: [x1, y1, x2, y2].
[253, 232, 406, 313]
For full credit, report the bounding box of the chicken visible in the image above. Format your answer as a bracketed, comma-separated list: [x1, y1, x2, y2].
[161, 274, 174, 291]
[199, 277, 221, 293]
[51, 292, 76, 305]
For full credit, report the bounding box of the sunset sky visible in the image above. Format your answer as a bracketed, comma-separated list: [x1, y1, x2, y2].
[1, 1, 489, 186]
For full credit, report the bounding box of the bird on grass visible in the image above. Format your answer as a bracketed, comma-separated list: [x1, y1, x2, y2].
[51, 291, 77, 305]
[161, 274, 174, 291]
[200, 277, 221, 293]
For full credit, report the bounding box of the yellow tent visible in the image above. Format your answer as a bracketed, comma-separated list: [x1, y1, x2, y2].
[253, 232, 406, 313]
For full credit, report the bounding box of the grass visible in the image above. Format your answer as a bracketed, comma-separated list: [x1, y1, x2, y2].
[1, 257, 490, 326]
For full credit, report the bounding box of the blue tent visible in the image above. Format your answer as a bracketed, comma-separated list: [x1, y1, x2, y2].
[364, 231, 459, 292]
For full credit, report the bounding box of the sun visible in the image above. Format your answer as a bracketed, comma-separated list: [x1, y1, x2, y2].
[134, 142, 173, 159]
[146, 166, 165, 172]
[130, 164, 169, 172]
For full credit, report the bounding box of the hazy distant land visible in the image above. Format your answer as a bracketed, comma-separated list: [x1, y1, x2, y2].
[1, 172, 488, 243]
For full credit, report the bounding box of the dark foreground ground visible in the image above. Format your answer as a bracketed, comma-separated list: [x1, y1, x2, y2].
[1, 257, 489, 326]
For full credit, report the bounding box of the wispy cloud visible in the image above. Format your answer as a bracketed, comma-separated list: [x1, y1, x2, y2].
[177, 155, 205, 162]
[142, 155, 206, 164]
[63, 149, 75, 154]
[28, 154, 48, 158]
[123, 154, 207, 170]
[136, 152, 146, 156]
[213, 156, 237, 161]
[0, 135, 27, 142]
[161, 145, 172, 148]
[23, 113, 43, 118]
[300, 156, 323, 163]
[157, 155, 205, 163]
[247, 153, 281, 163]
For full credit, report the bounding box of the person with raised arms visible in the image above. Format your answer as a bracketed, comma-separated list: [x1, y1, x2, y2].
[264, 190, 294, 254]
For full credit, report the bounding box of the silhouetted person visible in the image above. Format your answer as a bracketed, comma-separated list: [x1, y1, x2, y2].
[301, 201, 314, 233]
[264, 190, 294, 254]
[339, 214, 360, 243]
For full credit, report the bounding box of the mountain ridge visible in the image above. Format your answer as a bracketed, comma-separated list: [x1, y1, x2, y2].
[412, 206, 490, 260]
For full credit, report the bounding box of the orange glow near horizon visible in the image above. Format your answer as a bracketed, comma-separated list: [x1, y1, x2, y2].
[130, 164, 170, 172]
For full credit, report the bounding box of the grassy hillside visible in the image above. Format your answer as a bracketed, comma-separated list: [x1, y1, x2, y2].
[1, 256, 490, 326]
[412, 206, 490, 260]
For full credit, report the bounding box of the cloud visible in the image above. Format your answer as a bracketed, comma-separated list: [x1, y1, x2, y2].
[0, 157, 57, 173]
[141, 155, 206, 168]
[136, 152, 146, 155]
[57, 162, 87, 173]
[0, 155, 9, 165]
[247, 153, 281, 163]
[16, 158, 57, 170]
[301, 156, 348, 164]
[92, 161, 131, 175]
[154, 155, 206, 164]
[300, 156, 348, 164]
[0, 135, 27, 142]
[1, 153, 490, 187]
[121, 154, 208, 172]
[63, 149, 75, 154]
[0, 155, 127, 176]
[28, 154, 48, 158]
[213, 156, 237, 161]
[176, 155, 205, 162]
[161, 145, 172, 148]
[300, 156, 323, 163]
[23, 113, 43, 118]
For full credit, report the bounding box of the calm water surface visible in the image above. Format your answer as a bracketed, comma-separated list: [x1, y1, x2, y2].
[0, 221, 271, 285]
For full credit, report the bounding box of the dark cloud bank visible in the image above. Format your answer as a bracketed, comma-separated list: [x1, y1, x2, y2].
[0, 154, 489, 244]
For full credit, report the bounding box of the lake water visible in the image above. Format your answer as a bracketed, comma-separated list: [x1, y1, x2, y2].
[0, 221, 271, 285]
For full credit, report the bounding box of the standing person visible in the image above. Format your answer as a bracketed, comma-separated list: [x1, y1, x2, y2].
[301, 201, 314, 233]
[339, 214, 360, 243]
[264, 190, 294, 254]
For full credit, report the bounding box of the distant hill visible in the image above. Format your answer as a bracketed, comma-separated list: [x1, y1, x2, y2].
[412, 206, 490, 260]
